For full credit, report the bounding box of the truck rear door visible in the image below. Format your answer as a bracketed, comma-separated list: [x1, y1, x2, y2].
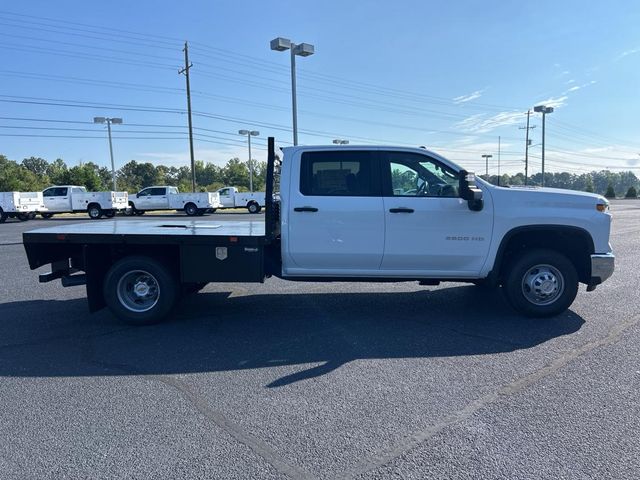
[285, 149, 384, 274]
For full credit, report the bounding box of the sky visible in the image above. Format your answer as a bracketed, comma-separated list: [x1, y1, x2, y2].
[0, 0, 639, 176]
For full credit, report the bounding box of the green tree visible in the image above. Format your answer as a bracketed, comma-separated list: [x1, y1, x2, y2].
[604, 183, 616, 198]
[22, 157, 49, 177]
[625, 186, 637, 198]
[46, 158, 68, 185]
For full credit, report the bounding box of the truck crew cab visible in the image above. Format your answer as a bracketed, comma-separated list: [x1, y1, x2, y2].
[23, 138, 614, 325]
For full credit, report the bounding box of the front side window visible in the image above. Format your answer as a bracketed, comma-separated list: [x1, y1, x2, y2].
[384, 152, 459, 198]
[300, 150, 379, 196]
[43, 188, 55, 197]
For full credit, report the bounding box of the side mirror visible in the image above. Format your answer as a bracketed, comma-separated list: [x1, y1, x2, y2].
[136, 193, 141, 198]
[459, 170, 484, 211]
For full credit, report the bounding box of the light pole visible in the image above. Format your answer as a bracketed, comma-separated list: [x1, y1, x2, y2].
[534, 105, 554, 187]
[239, 130, 259, 192]
[481, 154, 493, 178]
[93, 116, 122, 190]
[270, 37, 315, 146]
[332, 139, 349, 145]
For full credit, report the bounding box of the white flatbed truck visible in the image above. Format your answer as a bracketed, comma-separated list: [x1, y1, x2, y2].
[23, 138, 615, 325]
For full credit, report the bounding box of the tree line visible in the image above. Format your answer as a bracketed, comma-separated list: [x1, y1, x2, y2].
[0, 154, 267, 193]
[1, 153, 638, 197]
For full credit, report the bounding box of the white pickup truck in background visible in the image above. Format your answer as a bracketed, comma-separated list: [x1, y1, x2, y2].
[41, 185, 129, 219]
[215, 186, 266, 213]
[0, 192, 46, 223]
[128, 186, 221, 216]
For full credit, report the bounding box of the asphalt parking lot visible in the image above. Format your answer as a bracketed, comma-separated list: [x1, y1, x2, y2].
[0, 202, 638, 479]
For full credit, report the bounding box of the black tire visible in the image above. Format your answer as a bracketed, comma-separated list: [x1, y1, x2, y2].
[0, 208, 7, 224]
[103, 256, 179, 325]
[27, 212, 37, 220]
[184, 202, 198, 216]
[247, 202, 260, 214]
[40, 213, 54, 219]
[17, 213, 30, 221]
[134, 210, 146, 216]
[88, 204, 103, 219]
[503, 249, 579, 317]
[104, 210, 116, 218]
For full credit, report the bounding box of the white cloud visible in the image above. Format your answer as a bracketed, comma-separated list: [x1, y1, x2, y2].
[534, 95, 568, 109]
[455, 111, 525, 134]
[616, 47, 640, 61]
[565, 79, 576, 84]
[566, 86, 581, 92]
[453, 89, 484, 104]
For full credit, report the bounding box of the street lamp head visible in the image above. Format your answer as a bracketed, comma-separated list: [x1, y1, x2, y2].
[111, 118, 123, 124]
[250, 130, 260, 136]
[93, 117, 106, 124]
[534, 105, 554, 114]
[239, 129, 249, 135]
[333, 139, 349, 144]
[293, 43, 315, 57]
[270, 37, 291, 51]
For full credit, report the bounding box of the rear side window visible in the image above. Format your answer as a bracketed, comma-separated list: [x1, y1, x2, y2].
[300, 151, 379, 196]
[150, 188, 166, 195]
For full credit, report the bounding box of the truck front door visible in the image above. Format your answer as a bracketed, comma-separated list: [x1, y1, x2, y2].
[136, 187, 167, 210]
[380, 151, 493, 277]
[285, 149, 385, 274]
[218, 188, 235, 208]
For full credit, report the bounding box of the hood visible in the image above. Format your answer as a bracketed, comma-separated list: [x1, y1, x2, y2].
[489, 184, 608, 208]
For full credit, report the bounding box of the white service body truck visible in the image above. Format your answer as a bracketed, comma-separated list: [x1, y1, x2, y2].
[215, 187, 266, 213]
[41, 186, 128, 219]
[0, 191, 46, 223]
[128, 186, 221, 216]
[23, 138, 615, 325]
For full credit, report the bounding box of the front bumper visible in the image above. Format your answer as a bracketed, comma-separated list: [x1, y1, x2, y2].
[587, 253, 615, 290]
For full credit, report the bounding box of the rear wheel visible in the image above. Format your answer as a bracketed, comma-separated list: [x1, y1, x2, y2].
[104, 256, 178, 325]
[503, 249, 578, 317]
[184, 202, 198, 216]
[40, 213, 54, 219]
[247, 202, 261, 214]
[88, 204, 103, 219]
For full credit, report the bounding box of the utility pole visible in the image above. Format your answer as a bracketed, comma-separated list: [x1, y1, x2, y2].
[179, 41, 196, 192]
[519, 110, 536, 185]
[534, 105, 554, 187]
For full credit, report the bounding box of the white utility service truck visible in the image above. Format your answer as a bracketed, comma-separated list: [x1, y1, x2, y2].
[41, 186, 128, 219]
[23, 138, 615, 325]
[215, 187, 266, 213]
[0, 192, 46, 223]
[127, 186, 221, 216]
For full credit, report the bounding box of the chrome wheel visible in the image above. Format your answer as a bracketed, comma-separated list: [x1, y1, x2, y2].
[521, 264, 564, 306]
[116, 270, 160, 313]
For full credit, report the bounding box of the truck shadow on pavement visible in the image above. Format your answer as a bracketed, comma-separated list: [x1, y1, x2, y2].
[0, 285, 585, 387]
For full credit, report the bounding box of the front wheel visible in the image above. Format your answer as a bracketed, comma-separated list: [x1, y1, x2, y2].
[503, 249, 578, 317]
[103, 256, 178, 325]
